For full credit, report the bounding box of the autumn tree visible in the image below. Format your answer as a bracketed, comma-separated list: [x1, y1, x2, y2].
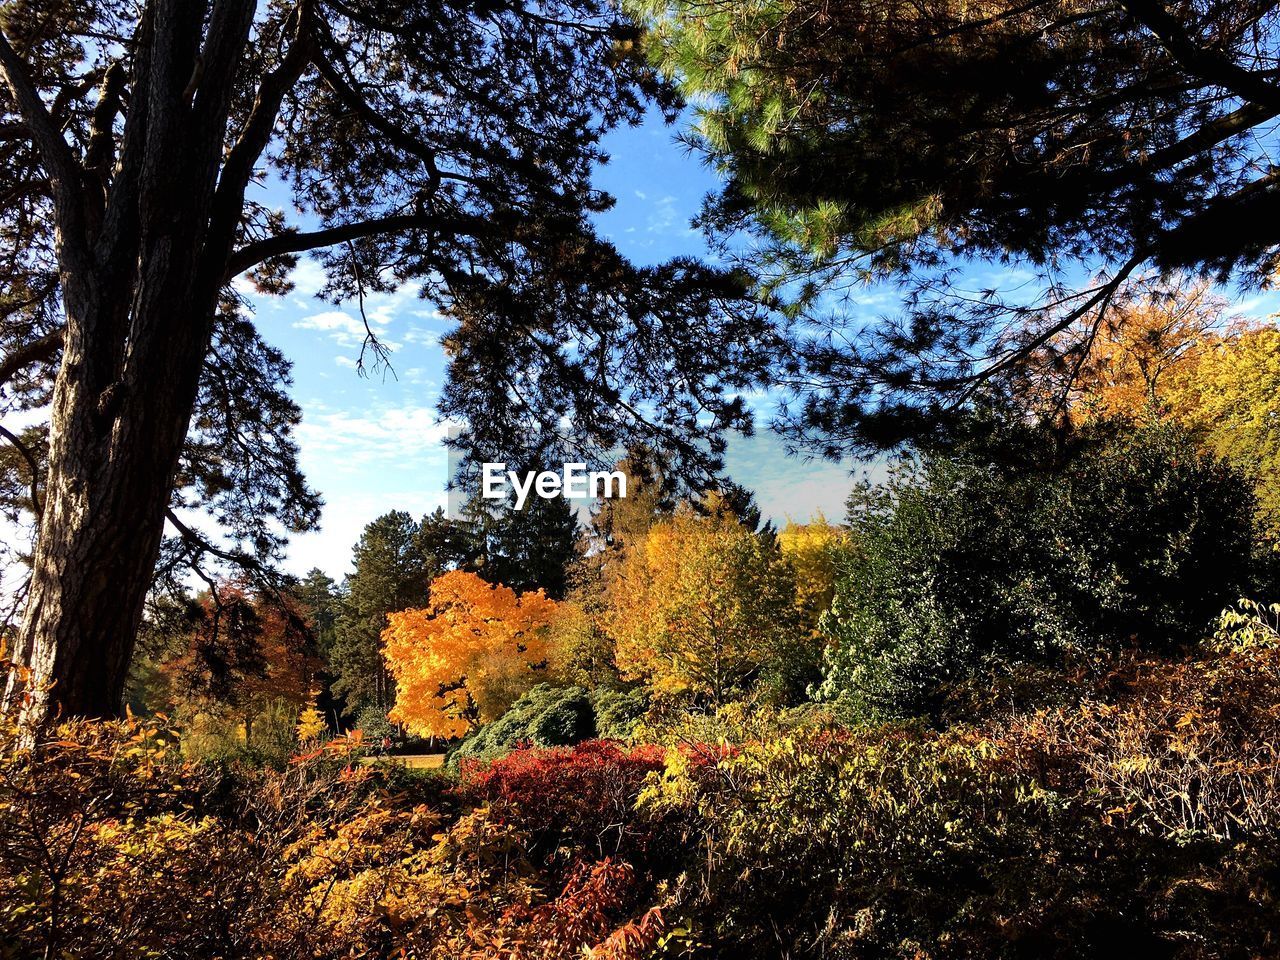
[1051, 284, 1280, 540]
[0, 0, 775, 724]
[1166, 326, 1280, 540]
[636, 0, 1280, 453]
[383, 570, 558, 739]
[777, 515, 846, 637]
[1043, 280, 1233, 422]
[166, 585, 316, 747]
[582, 447, 677, 555]
[607, 495, 799, 706]
[295, 691, 327, 742]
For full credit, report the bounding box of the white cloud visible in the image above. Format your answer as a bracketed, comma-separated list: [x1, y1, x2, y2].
[290, 259, 327, 297]
[647, 194, 680, 234]
[295, 405, 450, 470]
[295, 310, 375, 348]
[401, 325, 439, 347]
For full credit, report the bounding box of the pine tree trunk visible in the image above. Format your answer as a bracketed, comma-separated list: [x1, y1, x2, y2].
[6, 284, 215, 723]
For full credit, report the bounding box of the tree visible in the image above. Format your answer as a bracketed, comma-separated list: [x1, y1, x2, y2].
[636, 0, 1280, 452]
[1166, 326, 1280, 541]
[329, 511, 438, 718]
[165, 584, 316, 747]
[777, 515, 845, 637]
[383, 570, 558, 739]
[583, 447, 677, 555]
[462, 492, 580, 600]
[0, 0, 775, 724]
[292, 568, 339, 657]
[820, 420, 1258, 721]
[1052, 285, 1280, 540]
[1051, 280, 1233, 423]
[606, 495, 799, 706]
[295, 690, 327, 742]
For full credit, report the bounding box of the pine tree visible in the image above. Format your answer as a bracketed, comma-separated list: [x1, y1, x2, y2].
[329, 512, 438, 717]
[0, 0, 772, 723]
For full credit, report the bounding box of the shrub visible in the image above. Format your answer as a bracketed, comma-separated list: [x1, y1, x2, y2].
[354, 703, 396, 743]
[642, 712, 1280, 958]
[458, 740, 670, 864]
[589, 686, 648, 741]
[822, 420, 1258, 720]
[1003, 643, 1280, 840]
[5, 650, 1280, 960]
[448, 683, 648, 766]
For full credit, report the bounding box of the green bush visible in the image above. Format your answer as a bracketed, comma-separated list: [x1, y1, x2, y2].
[821, 420, 1258, 721]
[353, 704, 397, 744]
[448, 684, 648, 767]
[448, 684, 591, 766]
[587, 686, 647, 740]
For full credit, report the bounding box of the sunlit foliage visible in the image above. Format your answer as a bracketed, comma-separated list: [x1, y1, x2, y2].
[607, 495, 800, 705]
[384, 571, 558, 739]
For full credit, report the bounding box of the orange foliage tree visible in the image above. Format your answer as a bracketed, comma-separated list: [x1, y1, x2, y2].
[165, 585, 316, 746]
[383, 571, 558, 739]
[1062, 280, 1232, 422]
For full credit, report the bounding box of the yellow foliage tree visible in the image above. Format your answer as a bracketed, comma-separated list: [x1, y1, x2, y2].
[1166, 325, 1280, 540]
[1059, 283, 1280, 539]
[777, 515, 847, 636]
[383, 571, 558, 739]
[607, 497, 798, 706]
[296, 692, 327, 743]
[1064, 281, 1230, 423]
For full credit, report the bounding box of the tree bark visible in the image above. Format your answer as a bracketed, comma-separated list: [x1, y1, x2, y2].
[7, 286, 217, 722]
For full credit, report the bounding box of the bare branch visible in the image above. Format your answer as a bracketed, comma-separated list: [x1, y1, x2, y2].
[345, 241, 393, 378]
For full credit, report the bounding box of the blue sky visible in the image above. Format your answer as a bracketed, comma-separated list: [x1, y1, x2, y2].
[240, 109, 862, 580]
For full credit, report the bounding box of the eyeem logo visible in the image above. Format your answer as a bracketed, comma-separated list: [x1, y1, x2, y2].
[482, 463, 627, 510]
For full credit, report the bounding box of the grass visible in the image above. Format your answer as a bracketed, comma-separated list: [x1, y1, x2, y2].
[360, 752, 446, 769]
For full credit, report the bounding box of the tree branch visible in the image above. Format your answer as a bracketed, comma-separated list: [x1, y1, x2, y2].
[312, 34, 451, 186]
[1136, 99, 1280, 174]
[165, 507, 267, 576]
[0, 422, 42, 518]
[223, 210, 494, 280]
[0, 27, 90, 272]
[0, 327, 64, 388]
[1120, 0, 1280, 110]
[205, 1, 316, 269]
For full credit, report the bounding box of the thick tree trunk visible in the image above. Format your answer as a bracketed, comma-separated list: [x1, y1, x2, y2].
[0, 0, 302, 724]
[7, 287, 216, 722]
